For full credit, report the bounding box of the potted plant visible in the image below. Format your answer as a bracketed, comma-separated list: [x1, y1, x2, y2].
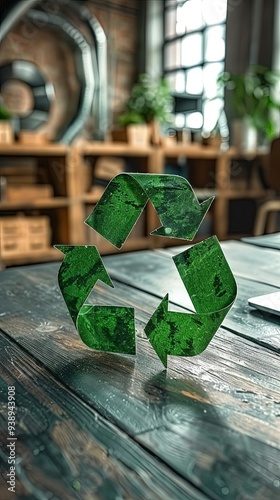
[114, 74, 173, 145]
[218, 65, 280, 149]
[0, 103, 13, 144]
[112, 109, 149, 145]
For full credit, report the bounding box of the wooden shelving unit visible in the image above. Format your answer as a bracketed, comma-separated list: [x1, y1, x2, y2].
[0, 141, 271, 267]
[158, 144, 270, 241]
[0, 143, 72, 267]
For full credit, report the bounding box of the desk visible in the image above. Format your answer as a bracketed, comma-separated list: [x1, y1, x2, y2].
[0, 240, 280, 499]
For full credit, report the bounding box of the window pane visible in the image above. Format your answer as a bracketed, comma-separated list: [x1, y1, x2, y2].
[205, 25, 225, 62]
[175, 113, 186, 128]
[175, 70, 186, 93]
[203, 98, 224, 133]
[182, 0, 205, 32]
[164, 40, 181, 70]
[165, 73, 176, 92]
[202, 0, 227, 26]
[181, 33, 203, 67]
[164, 0, 227, 132]
[186, 111, 203, 129]
[176, 5, 186, 35]
[165, 8, 177, 38]
[186, 67, 203, 94]
[203, 62, 224, 98]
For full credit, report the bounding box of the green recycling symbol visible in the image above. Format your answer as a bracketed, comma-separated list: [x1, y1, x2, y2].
[55, 173, 237, 367]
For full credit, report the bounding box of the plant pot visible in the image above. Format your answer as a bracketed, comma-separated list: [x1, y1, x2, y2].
[18, 130, 48, 145]
[126, 124, 151, 146]
[0, 121, 13, 143]
[111, 124, 151, 146]
[111, 128, 128, 143]
[231, 118, 258, 152]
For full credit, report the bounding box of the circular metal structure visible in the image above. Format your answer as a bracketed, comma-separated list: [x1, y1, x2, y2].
[0, 0, 108, 142]
[0, 60, 53, 130]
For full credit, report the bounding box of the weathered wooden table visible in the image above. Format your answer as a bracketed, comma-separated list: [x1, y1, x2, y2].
[0, 237, 280, 499]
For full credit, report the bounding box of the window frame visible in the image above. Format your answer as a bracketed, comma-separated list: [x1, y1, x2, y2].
[163, 0, 227, 132]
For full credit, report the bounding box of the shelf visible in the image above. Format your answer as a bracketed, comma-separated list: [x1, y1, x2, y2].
[162, 144, 222, 159]
[226, 146, 269, 161]
[0, 197, 72, 211]
[161, 144, 270, 161]
[0, 143, 69, 156]
[76, 141, 154, 157]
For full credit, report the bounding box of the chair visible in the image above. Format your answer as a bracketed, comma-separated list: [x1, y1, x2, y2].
[253, 137, 280, 235]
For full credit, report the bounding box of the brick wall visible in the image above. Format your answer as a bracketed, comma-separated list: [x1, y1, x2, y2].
[0, 0, 142, 140]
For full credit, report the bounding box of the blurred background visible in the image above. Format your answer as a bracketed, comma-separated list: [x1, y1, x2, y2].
[0, 0, 279, 268]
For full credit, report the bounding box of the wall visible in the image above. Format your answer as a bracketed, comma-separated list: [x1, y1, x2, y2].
[145, 0, 163, 79]
[224, 0, 277, 136]
[86, 0, 141, 124]
[0, 0, 142, 140]
[225, 0, 275, 73]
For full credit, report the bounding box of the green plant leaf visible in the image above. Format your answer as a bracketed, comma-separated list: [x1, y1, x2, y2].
[118, 73, 173, 125]
[0, 105, 12, 120]
[218, 65, 280, 140]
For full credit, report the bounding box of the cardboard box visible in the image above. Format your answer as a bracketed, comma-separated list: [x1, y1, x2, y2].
[0, 122, 13, 144]
[18, 131, 48, 145]
[0, 215, 51, 258]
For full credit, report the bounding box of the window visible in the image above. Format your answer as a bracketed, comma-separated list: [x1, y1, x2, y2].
[164, 0, 227, 133]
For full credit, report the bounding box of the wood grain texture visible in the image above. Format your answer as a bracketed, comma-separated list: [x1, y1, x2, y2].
[242, 233, 280, 250]
[0, 334, 204, 500]
[103, 248, 280, 351]
[158, 241, 280, 287]
[1, 259, 280, 499]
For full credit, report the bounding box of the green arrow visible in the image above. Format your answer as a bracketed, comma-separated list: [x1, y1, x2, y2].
[134, 174, 214, 240]
[85, 173, 214, 248]
[55, 175, 236, 364]
[55, 245, 135, 355]
[144, 236, 237, 367]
